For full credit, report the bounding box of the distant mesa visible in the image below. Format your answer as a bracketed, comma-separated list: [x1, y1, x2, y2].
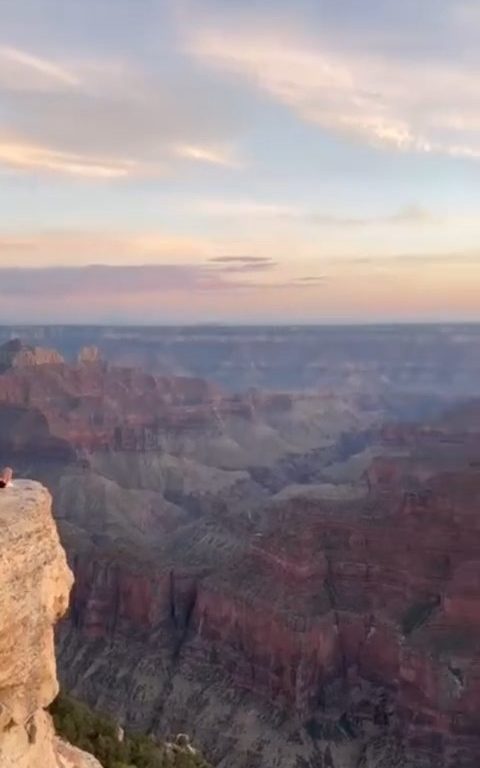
[0, 339, 64, 373]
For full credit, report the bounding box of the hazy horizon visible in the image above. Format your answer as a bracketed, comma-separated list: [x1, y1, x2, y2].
[1, 0, 479, 322]
[2, 320, 480, 329]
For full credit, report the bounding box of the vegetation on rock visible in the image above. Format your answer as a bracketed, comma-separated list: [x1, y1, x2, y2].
[50, 693, 211, 768]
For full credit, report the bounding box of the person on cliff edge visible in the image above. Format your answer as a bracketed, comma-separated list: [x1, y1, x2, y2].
[0, 468, 13, 488]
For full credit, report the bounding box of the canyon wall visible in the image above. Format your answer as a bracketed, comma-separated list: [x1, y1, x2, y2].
[1, 340, 480, 766]
[57, 459, 480, 768]
[0, 481, 102, 768]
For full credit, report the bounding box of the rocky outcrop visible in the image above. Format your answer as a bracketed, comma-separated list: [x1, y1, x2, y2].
[0, 481, 101, 768]
[77, 346, 102, 365]
[0, 339, 64, 373]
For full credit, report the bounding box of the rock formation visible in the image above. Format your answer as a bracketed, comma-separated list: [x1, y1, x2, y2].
[77, 346, 102, 365]
[0, 480, 102, 768]
[0, 338, 64, 373]
[2, 339, 480, 766]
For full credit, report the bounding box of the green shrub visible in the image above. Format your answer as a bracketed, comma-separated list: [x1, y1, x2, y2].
[50, 692, 211, 768]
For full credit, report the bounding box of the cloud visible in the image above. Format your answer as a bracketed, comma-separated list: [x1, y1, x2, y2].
[0, 251, 476, 323]
[191, 197, 437, 229]
[209, 255, 277, 273]
[391, 250, 480, 266]
[0, 45, 79, 89]
[0, 138, 139, 178]
[185, 13, 480, 159]
[0, 264, 215, 297]
[0, 262, 324, 307]
[3, 2, 480, 185]
[389, 205, 433, 224]
[293, 275, 328, 284]
[193, 200, 299, 217]
[330, 250, 480, 269]
[209, 256, 274, 264]
[311, 205, 435, 228]
[174, 143, 240, 167]
[192, 199, 435, 228]
[212, 256, 277, 273]
[0, 231, 284, 270]
[0, 40, 245, 178]
[0, 231, 210, 267]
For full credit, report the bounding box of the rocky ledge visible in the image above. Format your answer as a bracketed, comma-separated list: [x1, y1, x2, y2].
[0, 480, 101, 768]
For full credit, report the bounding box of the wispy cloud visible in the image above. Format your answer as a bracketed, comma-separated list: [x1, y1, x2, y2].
[390, 250, 480, 267]
[0, 264, 214, 296]
[174, 143, 241, 168]
[293, 275, 328, 284]
[311, 205, 436, 228]
[209, 255, 277, 272]
[0, 41, 244, 179]
[185, 16, 480, 159]
[0, 251, 476, 323]
[0, 262, 322, 305]
[0, 45, 80, 89]
[191, 199, 435, 227]
[0, 138, 139, 178]
[329, 250, 480, 269]
[193, 200, 299, 217]
[209, 256, 274, 264]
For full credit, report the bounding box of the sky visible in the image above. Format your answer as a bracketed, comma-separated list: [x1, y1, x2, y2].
[0, 0, 479, 323]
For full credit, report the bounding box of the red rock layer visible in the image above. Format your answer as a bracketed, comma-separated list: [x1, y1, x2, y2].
[63, 451, 480, 765]
[0, 342, 305, 454]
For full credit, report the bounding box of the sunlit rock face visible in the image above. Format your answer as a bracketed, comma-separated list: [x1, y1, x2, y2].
[0, 481, 101, 768]
[0, 338, 64, 373]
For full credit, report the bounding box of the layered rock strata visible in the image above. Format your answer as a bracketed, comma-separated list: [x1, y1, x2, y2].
[3, 340, 480, 766]
[57, 427, 480, 768]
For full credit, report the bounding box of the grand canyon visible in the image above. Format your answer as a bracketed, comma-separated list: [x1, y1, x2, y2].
[0, 326, 479, 767]
[2, 0, 480, 765]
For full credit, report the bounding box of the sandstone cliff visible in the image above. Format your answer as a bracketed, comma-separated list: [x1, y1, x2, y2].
[0, 480, 102, 768]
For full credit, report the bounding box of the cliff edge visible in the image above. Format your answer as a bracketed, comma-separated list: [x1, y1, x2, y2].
[0, 480, 101, 768]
